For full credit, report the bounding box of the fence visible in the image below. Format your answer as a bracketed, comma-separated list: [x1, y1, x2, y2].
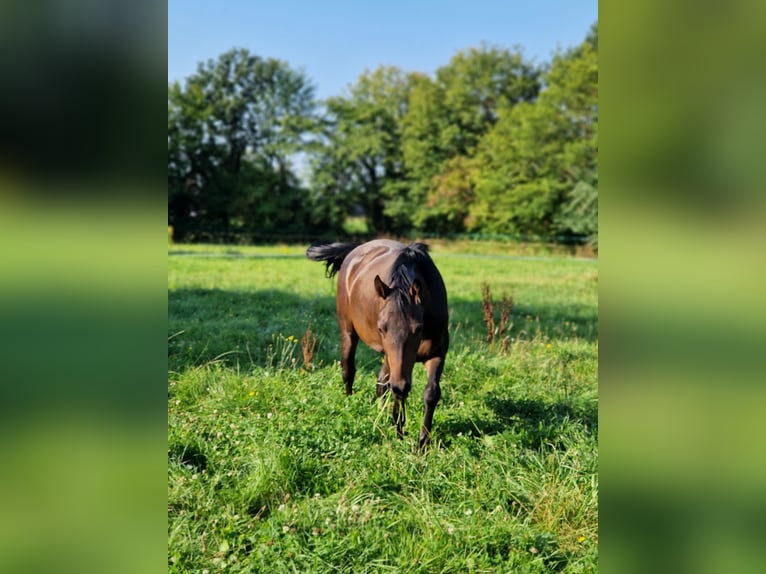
[169, 226, 592, 247]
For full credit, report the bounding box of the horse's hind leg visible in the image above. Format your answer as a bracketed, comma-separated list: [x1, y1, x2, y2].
[340, 327, 359, 396]
[418, 355, 445, 450]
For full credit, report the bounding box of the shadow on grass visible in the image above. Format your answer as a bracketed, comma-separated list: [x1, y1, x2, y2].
[168, 250, 305, 260]
[439, 394, 597, 450]
[169, 287, 597, 452]
[169, 288, 597, 373]
[448, 296, 598, 344]
[168, 288, 339, 373]
[168, 287, 392, 381]
[168, 441, 208, 471]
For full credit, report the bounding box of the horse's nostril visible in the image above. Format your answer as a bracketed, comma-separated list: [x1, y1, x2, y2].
[390, 383, 409, 399]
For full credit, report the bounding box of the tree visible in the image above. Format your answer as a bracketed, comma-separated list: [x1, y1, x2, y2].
[398, 73, 450, 230]
[559, 171, 598, 246]
[468, 28, 597, 239]
[435, 44, 540, 156]
[310, 47, 540, 236]
[403, 46, 540, 233]
[418, 155, 474, 234]
[168, 48, 318, 238]
[170, 27, 599, 242]
[310, 66, 411, 234]
[547, 25, 598, 243]
[168, 79, 218, 235]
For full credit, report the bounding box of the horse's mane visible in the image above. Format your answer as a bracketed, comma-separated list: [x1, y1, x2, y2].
[388, 243, 430, 308]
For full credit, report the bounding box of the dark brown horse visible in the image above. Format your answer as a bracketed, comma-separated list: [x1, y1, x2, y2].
[306, 239, 449, 449]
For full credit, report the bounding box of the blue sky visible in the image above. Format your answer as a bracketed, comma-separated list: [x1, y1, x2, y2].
[169, 0, 597, 99]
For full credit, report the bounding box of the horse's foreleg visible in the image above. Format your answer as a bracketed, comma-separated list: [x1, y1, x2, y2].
[376, 356, 390, 399]
[418, 355, 445, 450]
[340, 330, 358, 396]
[392, 397, 406, 439]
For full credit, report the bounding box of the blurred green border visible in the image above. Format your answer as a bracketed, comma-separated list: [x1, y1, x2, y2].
[601, 1, 766, 572]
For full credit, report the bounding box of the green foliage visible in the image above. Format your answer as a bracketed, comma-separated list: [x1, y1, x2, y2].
[168, 48, 319, 240]
[310, 66, 411, 234]
[168, 24, 598, 242]
[415, 155, 475, 234]
[168, 243, 598, 572]
[401, 46, 540, 233]
[559, 172, 599, 246]
[469, 36, 598, 239]
[434, 43, 540, 156]
[309, 28, 596, 240]
[469, 101, 570, 235]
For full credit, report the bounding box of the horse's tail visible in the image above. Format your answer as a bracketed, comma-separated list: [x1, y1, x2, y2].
[306, 242, 361, 278]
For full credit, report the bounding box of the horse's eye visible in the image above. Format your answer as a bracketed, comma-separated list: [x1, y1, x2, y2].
[378, 325, 386, 334]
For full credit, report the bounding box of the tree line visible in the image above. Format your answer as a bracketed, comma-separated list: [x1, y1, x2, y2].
[168, 23, 597, 245]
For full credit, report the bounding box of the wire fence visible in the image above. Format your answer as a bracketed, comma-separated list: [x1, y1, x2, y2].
[169, 226, 593, 247]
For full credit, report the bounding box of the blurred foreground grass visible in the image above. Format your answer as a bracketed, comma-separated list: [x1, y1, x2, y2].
[0, 199, 167, 574]
[601, 1, 766, 572]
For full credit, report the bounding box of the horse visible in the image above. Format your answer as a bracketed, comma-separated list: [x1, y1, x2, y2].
[306, 239, 449, 450]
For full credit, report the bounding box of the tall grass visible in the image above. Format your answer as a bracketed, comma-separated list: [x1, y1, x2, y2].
[168, 243, 597, 572]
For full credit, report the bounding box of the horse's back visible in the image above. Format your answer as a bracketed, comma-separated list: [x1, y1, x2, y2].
[339, 239, 446, 302]
[338, 240, 403, 296]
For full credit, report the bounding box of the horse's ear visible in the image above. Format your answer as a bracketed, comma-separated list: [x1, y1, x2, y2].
[410, 279, 423, 304]
[374, 275, 392, 299]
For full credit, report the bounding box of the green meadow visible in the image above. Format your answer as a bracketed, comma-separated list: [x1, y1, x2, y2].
[168, 242, 598, 573]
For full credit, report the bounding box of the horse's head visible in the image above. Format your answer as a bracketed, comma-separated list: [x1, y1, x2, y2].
[374, 274, 424, 400]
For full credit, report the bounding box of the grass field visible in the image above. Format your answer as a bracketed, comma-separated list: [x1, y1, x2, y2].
[168, 242, 598, 573]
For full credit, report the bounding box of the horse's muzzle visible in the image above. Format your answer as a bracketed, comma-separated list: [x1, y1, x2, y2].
[389, 380, 411, 400]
